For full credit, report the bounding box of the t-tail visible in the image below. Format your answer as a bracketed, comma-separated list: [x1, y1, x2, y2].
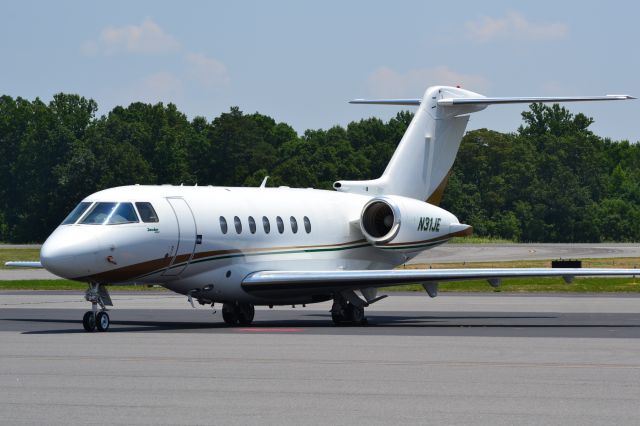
[334, 86, 634, 204]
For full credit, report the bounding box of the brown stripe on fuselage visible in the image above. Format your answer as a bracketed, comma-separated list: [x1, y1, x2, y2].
[75, 256, 174, 283]
[75, 239, 368, 283]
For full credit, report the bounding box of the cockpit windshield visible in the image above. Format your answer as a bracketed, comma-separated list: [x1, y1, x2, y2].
[80, 202, 139, 225]
[61, 202, 93, 225]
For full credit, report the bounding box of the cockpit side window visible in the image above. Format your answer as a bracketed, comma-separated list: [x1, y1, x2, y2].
[81, 202, 139, 225]
[135, 202, 159, 223]
[61, 202, 92, 225]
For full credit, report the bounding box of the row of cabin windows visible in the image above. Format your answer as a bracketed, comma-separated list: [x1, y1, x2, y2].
[219, 215, 311, 235]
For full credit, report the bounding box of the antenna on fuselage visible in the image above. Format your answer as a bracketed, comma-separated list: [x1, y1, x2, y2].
[260, 176, 269, 188]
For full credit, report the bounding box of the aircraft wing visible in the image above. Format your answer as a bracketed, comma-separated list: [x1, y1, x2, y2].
[242, 268, 638, 297]
[4, 261, 43, 268]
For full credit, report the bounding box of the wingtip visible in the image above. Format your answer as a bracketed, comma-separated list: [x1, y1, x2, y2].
[606, 94, 636, 100]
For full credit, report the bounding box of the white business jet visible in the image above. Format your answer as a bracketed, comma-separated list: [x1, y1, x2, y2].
[7, 86, 636, 332]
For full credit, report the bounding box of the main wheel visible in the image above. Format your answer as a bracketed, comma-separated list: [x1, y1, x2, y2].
[82, 311, 96, 332]
[348, 304, 366, 325]
[237, 304, 255, 325]
[331, 310, 346, 325]
[222, 303, 239, 325]
[96, 311, 110, 332]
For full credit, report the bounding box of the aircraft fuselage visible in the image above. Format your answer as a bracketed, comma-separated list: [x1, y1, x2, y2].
[41, 184, 457, 305]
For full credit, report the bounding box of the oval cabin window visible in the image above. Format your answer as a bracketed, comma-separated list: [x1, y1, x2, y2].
[276, 216, 284, 234]
[248, 216, 256, 234]
[262, 216, 270, 234]
[290, 216, 298, 233]
[234, 216, 242, 234]
[219, 216, 228, 234]
[303, 216, 311, 233]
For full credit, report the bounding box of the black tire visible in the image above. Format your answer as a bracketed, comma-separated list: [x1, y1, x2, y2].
[348, 304, 365, 324]
[237, 304, 255, 325]
[96, 311, 110, 332]
[222, 303, 239, 325]
[331, 310, 346, 325]
[82, 311, 96, 332]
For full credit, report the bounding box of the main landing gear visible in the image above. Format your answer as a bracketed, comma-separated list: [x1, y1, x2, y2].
[331, 293, 367, 326]
[222, 302, 255, 326]
[82, 283, 113, 332]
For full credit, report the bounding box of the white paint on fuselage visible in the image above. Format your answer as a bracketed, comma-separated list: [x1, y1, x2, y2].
[42, 185, 417, 304]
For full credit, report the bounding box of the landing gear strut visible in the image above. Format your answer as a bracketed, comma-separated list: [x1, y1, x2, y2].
[82, 283, 112, 332]
[222, 302, 255, 326]
[331, 294, 366, 325]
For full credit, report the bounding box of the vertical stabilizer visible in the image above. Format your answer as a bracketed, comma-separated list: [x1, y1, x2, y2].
[335, 86, 633, 202]
[335, 86, 484, 202]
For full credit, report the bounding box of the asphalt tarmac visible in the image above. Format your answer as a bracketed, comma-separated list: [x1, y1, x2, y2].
[1, 292, 639, 425]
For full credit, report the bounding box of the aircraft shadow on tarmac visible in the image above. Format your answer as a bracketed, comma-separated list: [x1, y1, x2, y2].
[4, 311, 640, 334]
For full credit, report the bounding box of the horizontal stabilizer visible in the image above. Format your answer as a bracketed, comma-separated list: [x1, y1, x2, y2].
[349, 99, 421, 106]
[350, 95, 635, 107]
[438, 95, 635, 106]
[5, 261, 42, 268]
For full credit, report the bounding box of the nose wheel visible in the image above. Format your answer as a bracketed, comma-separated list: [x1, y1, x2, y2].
[82, 310, 110, 332]
[83, 283, 113, 332]
[82, 311, 96, 332]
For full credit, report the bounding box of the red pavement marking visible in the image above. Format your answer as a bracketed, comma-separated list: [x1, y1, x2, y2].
[236, 328, 304, 332]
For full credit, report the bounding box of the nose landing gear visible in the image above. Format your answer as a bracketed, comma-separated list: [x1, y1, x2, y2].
[82, 283, 112, 332]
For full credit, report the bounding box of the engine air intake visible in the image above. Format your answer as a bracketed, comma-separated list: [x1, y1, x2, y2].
[360, 198, 400, 244]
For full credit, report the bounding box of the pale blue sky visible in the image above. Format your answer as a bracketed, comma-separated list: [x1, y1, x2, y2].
[1, 1, 638, 141]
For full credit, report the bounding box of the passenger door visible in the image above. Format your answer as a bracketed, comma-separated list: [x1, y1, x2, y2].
[162, 197, 197, 276]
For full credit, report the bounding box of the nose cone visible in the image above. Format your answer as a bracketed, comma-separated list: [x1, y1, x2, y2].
[449, 222, 473, 237]
[41, 226, 100, 279]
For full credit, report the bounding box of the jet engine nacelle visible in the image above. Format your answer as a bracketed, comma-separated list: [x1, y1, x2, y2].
[359, 195, 471, 250]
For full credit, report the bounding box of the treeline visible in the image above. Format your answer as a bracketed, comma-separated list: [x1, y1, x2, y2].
[0, 94, 638, 243]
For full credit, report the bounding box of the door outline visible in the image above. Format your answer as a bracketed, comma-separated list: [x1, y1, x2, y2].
[163, 197, 197, 276]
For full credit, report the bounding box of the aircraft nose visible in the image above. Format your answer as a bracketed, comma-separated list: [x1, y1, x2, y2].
[40, 226, 100, 279]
